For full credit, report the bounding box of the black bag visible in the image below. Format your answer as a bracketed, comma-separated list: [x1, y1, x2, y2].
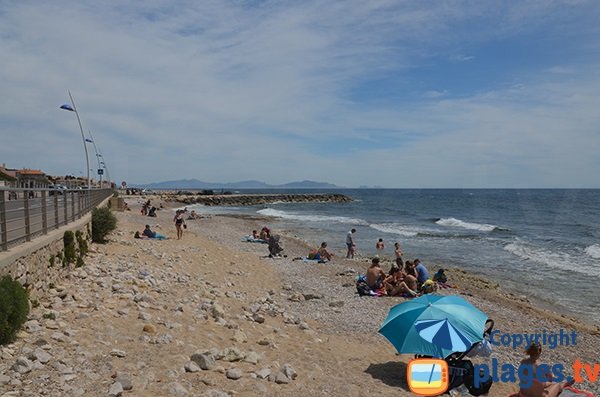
[356, 280, 371, 296]
[465, 364, 493, 396]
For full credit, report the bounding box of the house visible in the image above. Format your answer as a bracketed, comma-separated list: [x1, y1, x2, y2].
[16, 168, 50, 189]
[0, 163, 17, 187]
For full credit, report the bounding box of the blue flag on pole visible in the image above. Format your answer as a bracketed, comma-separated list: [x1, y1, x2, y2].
[60, 104, 75, 111]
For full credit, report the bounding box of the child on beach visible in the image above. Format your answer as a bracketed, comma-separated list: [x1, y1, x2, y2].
[394, 242, 403, 260]
[376, 238, 385, 252]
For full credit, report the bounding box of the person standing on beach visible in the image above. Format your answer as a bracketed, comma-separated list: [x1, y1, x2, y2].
[394, 242, 404, 260]
[174, 210, 186, 240]
[346, 228, 356, 258]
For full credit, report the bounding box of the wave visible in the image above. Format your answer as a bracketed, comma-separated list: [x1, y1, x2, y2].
[369, 223, 419, 237]
[504, 242, 598, 277]
[436, 217, 501, 232]
[584, 244, 600, 259]
[256, 208, 368, 225]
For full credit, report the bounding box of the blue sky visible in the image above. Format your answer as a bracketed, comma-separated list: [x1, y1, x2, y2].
[1, 0, 599, 187]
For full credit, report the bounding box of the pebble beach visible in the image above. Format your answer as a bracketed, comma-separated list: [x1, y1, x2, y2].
[1, 196, 598, 397]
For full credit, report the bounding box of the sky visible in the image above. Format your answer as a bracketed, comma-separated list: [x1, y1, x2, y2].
[1, 0, 599, 188]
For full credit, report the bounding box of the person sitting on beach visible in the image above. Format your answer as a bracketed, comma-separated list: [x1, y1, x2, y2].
[518, 342, 575, 397]
[316, 242, 333, 262]
[366, 257, 387, 294]
[252, 230, 260, 239]
[268, 234, 284, 257]
[413, 258, 430, 286]
[188, 210, 198, 220]
[376, 238, 385, 251]
[384, 263, 418, 297]
[138, 225, 167, 240]
[405, 260, 417, 278]
[147, 206, 157, 217]
[260, 227, 271, 240]
[394, 242, 404, 260]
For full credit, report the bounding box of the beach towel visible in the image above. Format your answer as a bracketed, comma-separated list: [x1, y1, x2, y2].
[241, 235, 268, 244]
[508, 387, 595, 397]
[302, 257, 327, 264]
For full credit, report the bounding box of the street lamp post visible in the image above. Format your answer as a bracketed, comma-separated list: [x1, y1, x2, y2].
[60, 91, 90, 190]
[87, 130, 103, 187]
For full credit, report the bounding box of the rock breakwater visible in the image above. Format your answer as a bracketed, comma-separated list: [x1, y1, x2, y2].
[164, 193, 352, 206]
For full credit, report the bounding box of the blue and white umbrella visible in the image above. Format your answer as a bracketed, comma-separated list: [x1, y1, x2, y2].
[379, 295, 488, 358]
[415, 318, 473, 352]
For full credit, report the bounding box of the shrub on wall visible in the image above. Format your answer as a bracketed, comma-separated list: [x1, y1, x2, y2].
[76, 230, 88, 257]
[63, 231, 77, 266]
[92, 207, 117, 243]
[0, 276, 30, 345]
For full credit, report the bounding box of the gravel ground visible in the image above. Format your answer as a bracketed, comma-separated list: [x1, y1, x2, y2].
[189, 212, 600, 395]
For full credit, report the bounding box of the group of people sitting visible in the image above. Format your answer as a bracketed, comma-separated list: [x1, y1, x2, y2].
[358, 256, 446, 298]
[141, 200, 159, 217]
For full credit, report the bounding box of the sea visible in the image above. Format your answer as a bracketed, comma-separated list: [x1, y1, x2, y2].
[188, 189, 600, 325]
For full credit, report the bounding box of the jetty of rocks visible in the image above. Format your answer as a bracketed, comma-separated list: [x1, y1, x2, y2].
[160, 193, 353, 206]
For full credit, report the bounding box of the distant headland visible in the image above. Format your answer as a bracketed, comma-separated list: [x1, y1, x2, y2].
[135, 179, 343, 189]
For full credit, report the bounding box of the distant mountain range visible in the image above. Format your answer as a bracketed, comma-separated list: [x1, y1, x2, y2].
[135, 179, 343, 189]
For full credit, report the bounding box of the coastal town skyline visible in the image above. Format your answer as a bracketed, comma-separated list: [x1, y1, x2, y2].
[1, 1, 600, 188]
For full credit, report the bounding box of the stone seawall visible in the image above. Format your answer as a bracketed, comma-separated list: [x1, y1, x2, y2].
[162, 193, 352, 206]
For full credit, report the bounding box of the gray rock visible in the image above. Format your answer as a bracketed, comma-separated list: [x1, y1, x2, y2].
[274, 372, 290, 384]
[0, 374, 10, 384]
[243, 351, 260, 365]
[221, 347, 245, 362]
[231, 330, 247, 343]
[302, 292, 323, 300]
[24, 320, 42, 333]
[138, 312, 152, 321]
[184, 361, 201, 373]
[169, 382, 188, 395]
[282, 364, 297, 380]
[116, 376, 133, 391]
[299, 322, 310, 330]
[329, 301, 345, 307]
[108, 381, 123, 397]
[32, 348, 51, 364]
[226, 367, 242, 380]
[190, 353, 215, 370]
[211, 303, 225, 319]
[110, 349, 127, 358]
[11, 356, 33, 374]
[255, 368, 271, 379]
[252, 314, 265, 324]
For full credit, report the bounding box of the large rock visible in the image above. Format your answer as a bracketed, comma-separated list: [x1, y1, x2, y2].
[190, 353, 216, 370]
[226, 368, 242, 380]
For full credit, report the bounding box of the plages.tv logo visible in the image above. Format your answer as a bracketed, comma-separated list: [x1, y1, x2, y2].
[406, 358, 449, 396]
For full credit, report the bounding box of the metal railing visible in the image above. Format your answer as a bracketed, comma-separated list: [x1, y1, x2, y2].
[0, 187, 114, 251]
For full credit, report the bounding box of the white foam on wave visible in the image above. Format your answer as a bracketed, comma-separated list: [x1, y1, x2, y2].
[369, 223, 419, 237]
[436, 217, 498, 232]
[256, 208, 368, 225]
[584, 244, 600, 259]
[504, 242, 598, 277]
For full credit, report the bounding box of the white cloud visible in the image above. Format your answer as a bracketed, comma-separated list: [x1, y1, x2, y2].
[0, 1, 599, 187]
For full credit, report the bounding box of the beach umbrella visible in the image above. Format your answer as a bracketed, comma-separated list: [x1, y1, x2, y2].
[378, 294, 488, 358]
